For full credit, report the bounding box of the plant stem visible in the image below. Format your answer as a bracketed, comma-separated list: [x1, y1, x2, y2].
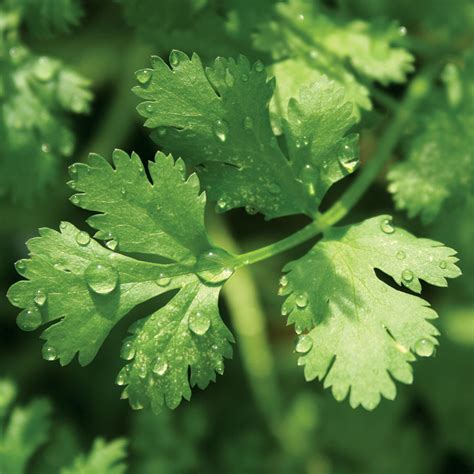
[234, 66, 436, 267]
[208, 216, 284, 440]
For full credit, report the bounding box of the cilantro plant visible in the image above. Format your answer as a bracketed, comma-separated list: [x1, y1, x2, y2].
[5, 0, 471, 423]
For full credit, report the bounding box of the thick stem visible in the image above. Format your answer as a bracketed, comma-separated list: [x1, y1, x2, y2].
[234, 66, 436, 267]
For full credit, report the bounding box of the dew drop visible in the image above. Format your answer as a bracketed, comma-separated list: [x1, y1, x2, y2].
[17, 307, 42, 331]
[153, 357, 168, 376]
[396, 251, 406, 260]
[216, 360, 224, 375]
[195, 248, 234, 285]
[414, 338, 435, 357]
[41, 143, 51, 153]
[120, 187, 127, 196]
[156, 275, 171, 287]
[189, 311, 211, 335]
[309, 49, 319, 60]
[217, 199, 227, 211]
[297, 13, 305, 21]
[75, 231, 90, 246]
[135, 68, 152, 84]
[115, 367, 128, 386]
[402, 269, 414, 283]
[15, 260, 27, 276]
[295, 334, 313, 353]
[42, 344, 57, 361]
[213, 119, 229, 143]
[300, 164, 318, 196]
[145, 103, 154, 113]
[169, 50, 180, 67]
[60, 222, 67, 230]
[84, 262, 119, 294]
[34, 289, 47, 307]
[399, 26, 407, 36]
[106, 239, 118, 251]
[241, 73, 249, 82]
[225, 69, 235, 87]
[120, 341, 136, 361]
[34, 57, 56, 81]
[295, 293, 308, 308]
[279, 275, 288, 287]
[439, 260, 447, 269]
[130, 399, 144, 410]
[255, 60, 264, 72]
[380, 218, 395, 234]
[70, 195, 81, 206]
[243, 116, 254, 130]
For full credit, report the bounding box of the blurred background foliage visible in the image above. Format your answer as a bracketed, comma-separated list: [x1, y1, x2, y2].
[0, 0, 473, 473]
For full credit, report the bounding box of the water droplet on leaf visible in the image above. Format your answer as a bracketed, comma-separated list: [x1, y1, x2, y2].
[255, 60, 264, 72]
[241, 74, 248, 82]
[225, 69, 235, 87]
[34, 289, 47, 307]
[136, 69, 152, 84]
[106, 239, 118, 251]
[295, 293, 308, 308]
[245, 205, 257, 215]
[115, 368, 128, 386]
[189, 311, 211, 335]
[17, 307, 42, 331]
[15, 260, 27, 276]
[153, 357, 168, 376]
[296, 334, 313, 353]
[380, 218, 395, 234]
[42, 344, 57, 361]
[243, 116, 253, 130]
[85, 262, 119, 294]
[34, 57, 56, 81]
[402, 269, 414, 283]
[156, 275, 171, 287]
[396, 251, 406, 260]
[195, 248, 234, 285]
[439, 260, 447, 269]
[120, 341, 136, 361]
[169, 50, 180, 67]
[75, 231, 90, 246]
[213, 119, 229, 143]
[414, 338, 435, 357]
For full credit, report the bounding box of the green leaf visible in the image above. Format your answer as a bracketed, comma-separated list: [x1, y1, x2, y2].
[134, 53, 358, 218]
[0, 398, 52, 474]
[254, 0, 413, 117]
[61, 438, 127, 474]
[280, 216, 461, 409]
[388, 54, 474, 223]
[7, 150, 234, 412]
[0, 5, 91, 204]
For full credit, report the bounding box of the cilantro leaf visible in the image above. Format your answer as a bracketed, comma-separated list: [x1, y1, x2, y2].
[134, 53, 358, 218]
[255, 0, 413, 117]
[61, 438, 127, 474]
[7, 150, 235, 412]
[280, 216, 461, 409]
[388, 55, 474, 223]
[0, 5, 91, 204]
[0, 395, 52, 474]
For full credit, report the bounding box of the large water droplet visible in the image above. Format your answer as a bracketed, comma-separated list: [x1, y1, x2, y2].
[225, 69, 235, 87]
[70, 195, 81, 206]
[42, 344, 57, 361]
[243, 116, 253, 130]
[136, 69, 152, 84]
[85, 262, 118, 294]
[153, 357, 168, 376]
[414, 338, 435, 357]
[195, 248, 234, 285]
[120, 341, 136, 361]
[17, 307, 42, 331]
[380, 218, 395, 234]
[296, 334, 313, 353]
[402, 269, 414, 283]
[75, 231, 90, 246]
[295, 293, 308, 308]
[189, 311, 211, 335]
[34, 289, 47, 307]
[213, 119, 229, 143]
[115, 367, 128, 386]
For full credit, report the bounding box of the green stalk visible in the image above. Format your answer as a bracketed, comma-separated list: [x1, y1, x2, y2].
[234, 67, 436, 267]
[208, 216, 284, 440]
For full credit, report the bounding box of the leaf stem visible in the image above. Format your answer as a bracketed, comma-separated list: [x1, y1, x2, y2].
[234, 66, 436, 267]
